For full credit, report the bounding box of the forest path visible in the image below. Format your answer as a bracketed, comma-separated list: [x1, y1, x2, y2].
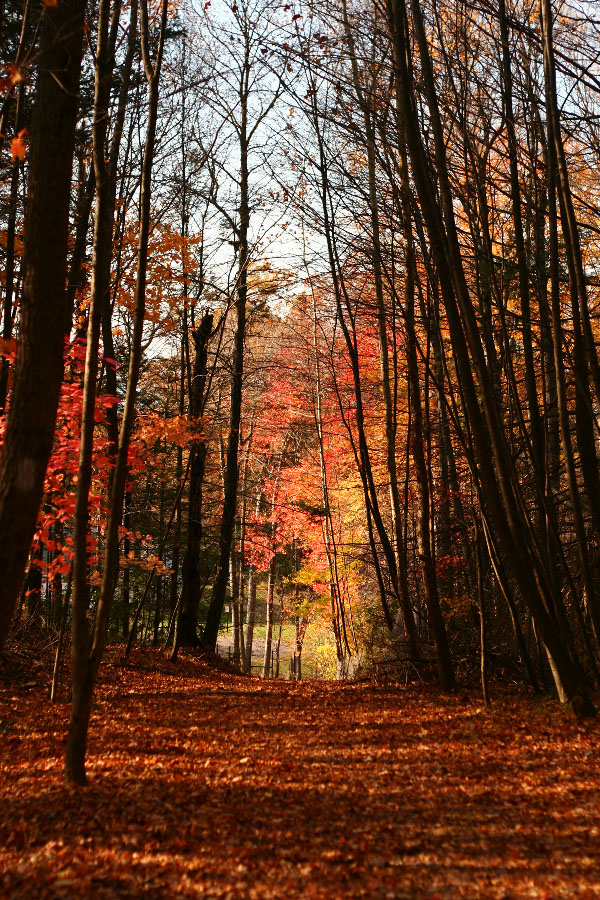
[1, 647, 600, 899]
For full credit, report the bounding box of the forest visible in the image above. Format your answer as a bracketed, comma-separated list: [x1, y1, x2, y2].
[1, 0, 600, 895]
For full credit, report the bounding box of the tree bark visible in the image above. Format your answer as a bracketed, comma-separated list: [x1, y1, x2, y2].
[0, 0, 86, 652]
[65, 0, 169, 784]
[262, 557, 275, 678]
[475, 518, 490, 708]
[68, 0, 119, 787]
[0, 81, 24, 411]
[341, 0, 417, 655]
[243, 559, 258, 674]
[201, 34, 251, 650]
[175, 313, 213, 648]
[387, 0, 594, 716]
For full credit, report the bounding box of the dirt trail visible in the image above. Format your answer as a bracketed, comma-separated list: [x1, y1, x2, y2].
[1, 648, 599, 899]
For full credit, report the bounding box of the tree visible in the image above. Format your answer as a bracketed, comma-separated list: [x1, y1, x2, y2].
[0, 0, 87, 651]
[200, 0, 286, 650]
[65, 0, 170, 784]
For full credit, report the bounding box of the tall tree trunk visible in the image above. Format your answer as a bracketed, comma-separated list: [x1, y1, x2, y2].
[121, 487, 132, 638]
[308, 78, 397, 632]
[230, 540, 242, 665]
[101, 0, 138, 461]
[170, 309, 187, 641]
[392, 63, 454, 690]
[69, 0, 119, 789]
[498, 0, 544, 482]
[24, 547, 43, 623]
[201, 40, 251, 651]
[291, 615, 307, 682]
[50, 570, 72, 704]
[313, 320, 348, 659]
[341, 0, 417, 655]
[174, 313, 213, 648]
[534, 0, 600, 659]
[243, 560, 258, 674]
[304, 237, 352, 658]
[262, 557, 275, 678]
[405, 266, 454, 690]
[236, 411, 255, 667]
[274, 592, 283, 679]
[387, 0, 594, 716]
[0, 0, 86, 652]
[65, 0, 169, 784]
[474, 518, 490, 707]
[0, 81, 24, 411]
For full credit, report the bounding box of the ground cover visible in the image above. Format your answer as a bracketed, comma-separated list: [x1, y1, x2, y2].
[1, 647, 599, 899]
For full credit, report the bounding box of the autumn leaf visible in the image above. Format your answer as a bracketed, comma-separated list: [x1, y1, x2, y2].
[0, 336, 17, 356]
[2, 646, 600, 900]
[10, 129, 27, 161]
[6, 64, 24, 87]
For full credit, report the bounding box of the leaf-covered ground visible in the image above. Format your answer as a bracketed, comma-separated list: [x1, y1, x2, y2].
[1, 647, 599, 899]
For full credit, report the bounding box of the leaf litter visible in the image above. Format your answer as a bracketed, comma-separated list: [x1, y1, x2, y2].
[1, 646, 599, 899]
